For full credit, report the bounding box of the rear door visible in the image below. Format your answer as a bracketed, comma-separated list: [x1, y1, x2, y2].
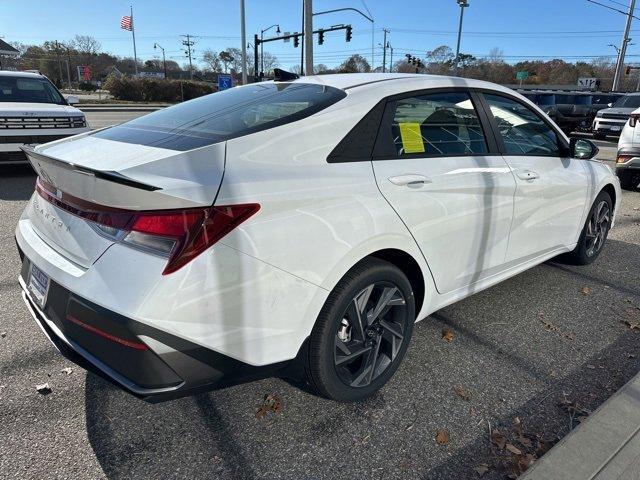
[371, 90, 516, 294]
[480, 93, 589, 263]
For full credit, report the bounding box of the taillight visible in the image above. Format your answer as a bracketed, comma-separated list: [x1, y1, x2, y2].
[35, 178, 260, 274]
[126, 204, 260, 274]
[617, 154, 633, 164]
[629, 113, 640, 127]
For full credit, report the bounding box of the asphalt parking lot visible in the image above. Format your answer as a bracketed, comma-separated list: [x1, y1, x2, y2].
[0, 131, 639, 479]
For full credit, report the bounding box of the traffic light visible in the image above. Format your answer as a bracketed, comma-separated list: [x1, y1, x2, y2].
[345, 26, 352, 42]
[293, 34, 299, 48]
[318, 29, 324, 45]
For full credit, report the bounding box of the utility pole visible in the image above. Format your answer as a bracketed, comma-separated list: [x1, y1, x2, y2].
[240, 0, 247, 84]
[181, 34, 195, 80]
[613, 0, 637, 90]
[300, 0, 305, 74]
[454, 0, 469, 76]
[304, 0, 313, 75]
[382, 28, 389, 72]
[388, 43, 394, 73]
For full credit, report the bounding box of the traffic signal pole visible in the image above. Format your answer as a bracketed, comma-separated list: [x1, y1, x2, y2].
[304, 0, 314, 75]
[254, 24, 352, 81]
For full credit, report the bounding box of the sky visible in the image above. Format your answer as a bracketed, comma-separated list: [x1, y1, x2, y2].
[2, 0, 640, 71]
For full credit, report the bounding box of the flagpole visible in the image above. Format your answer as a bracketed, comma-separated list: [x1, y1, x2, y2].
[131, 5, 138, 75]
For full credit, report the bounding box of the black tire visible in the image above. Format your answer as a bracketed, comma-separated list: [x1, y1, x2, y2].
[618, 170, 639, 191]
[306, 258, 416, 402]
[562, 191, 613, 265]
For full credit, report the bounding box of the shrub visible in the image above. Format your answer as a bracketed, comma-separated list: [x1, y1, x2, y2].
[103, 77, 216, 102]
[78, 81, 97, 91]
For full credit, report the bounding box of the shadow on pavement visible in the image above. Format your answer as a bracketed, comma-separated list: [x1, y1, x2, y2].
[0, 165, 36, 201]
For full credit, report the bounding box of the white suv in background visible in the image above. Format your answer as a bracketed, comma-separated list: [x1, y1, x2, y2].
[616, 107, 640, 190]
[0, 71, 89, 165]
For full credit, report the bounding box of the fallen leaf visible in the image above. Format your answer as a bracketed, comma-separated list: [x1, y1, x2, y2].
[0, 331, 6, 338]
[580, 286, 591, 295]
[255, 394, 281, 419]
[435, 429, 450, 445]
[586, 364, 596, 370]
[474, 463, 490, 477]
[518, 454, 537, 471]
[35, 383, 52, 395]
[506, 443, 522, 455]
[442, 328, 454, 342]
[540, 318, 558, 331]
[61, 367, 73, 375]
[491, 428, 507, 450]
[454, 386, 471, 401]
[620, 319, 640, 331]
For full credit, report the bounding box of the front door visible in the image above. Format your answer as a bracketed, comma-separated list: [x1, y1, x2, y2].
[481, 93, 589, 263]
[372, 90, 516, 294]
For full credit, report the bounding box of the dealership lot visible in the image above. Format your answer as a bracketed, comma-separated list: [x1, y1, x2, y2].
[0, 127, 639, 479]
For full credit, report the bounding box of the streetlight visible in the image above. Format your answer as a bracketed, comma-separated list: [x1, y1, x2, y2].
[454, 0, 469, 77]
[153, 42, 167, 79]
[260, 24, 280, 76]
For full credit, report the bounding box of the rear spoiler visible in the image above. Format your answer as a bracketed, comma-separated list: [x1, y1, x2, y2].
[21, 145, 161, 192]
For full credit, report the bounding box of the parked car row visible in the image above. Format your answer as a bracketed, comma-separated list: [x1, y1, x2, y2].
[518, 90, 624, 137]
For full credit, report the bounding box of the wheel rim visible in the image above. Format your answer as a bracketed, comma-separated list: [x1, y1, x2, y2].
[585, 200, 610, 257]
[333, 282, 408, 388]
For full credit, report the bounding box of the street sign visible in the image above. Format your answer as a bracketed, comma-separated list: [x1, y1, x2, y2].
[516, 71, 529, 80]
[283, 32, 291, 42]
[218, 73, 233, 90]
[77, 65, 92, 81]
[578, 77, 598, 88]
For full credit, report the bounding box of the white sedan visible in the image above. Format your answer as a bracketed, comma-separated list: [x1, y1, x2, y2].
[15, 72, 620, 402]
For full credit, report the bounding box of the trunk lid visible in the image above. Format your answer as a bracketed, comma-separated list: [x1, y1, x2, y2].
[24, 135, 225, 268]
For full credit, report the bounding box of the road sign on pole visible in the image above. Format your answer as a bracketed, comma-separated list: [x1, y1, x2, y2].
[218, 74, 233, 90]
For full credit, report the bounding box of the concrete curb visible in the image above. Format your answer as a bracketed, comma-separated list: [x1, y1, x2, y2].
[521, 370, 640, 479]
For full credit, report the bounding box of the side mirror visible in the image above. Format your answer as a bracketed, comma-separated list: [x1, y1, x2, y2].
[66, 95, 79, 105]
[570, 138, 598, 160]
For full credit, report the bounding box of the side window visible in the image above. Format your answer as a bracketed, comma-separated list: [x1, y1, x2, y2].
[387, 92, 488, 157]
[484, 94, 561, 156]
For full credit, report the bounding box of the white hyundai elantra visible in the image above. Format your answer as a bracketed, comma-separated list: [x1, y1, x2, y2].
[16, 72, 620, 402]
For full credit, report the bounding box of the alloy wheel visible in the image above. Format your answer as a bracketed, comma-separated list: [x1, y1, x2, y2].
[585, 200, 610, 257]
[333, 282, 408, 388]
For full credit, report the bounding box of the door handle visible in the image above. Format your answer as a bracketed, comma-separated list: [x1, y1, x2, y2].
[388, 174, 431, 187]
[515, 169, 540, 181]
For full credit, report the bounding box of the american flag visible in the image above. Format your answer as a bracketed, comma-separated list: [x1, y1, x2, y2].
[120, 15, 133, 31]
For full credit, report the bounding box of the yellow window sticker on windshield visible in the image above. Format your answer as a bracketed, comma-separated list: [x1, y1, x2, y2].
[399, 123, 425, 154]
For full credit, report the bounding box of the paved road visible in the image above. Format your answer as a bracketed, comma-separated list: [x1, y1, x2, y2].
[1, 147, 639, 479]
[84, 110, 152, 130]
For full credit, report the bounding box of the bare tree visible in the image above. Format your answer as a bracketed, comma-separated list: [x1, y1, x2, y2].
[71, 35, 101, 56]
[261, 52, 279, 75]
[202, 49, 222, 72]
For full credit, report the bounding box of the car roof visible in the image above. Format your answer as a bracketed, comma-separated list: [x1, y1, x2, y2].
[0, 70, 44, 78]
[276, 73, 521, 101]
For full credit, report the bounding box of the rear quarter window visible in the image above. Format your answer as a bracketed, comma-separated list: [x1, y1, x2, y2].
[93, 83, 346, 151]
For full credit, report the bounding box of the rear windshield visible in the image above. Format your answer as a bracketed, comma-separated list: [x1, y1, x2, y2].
[614, 95, 640, 108]
[93, 82, 346, 151]
[0, 76, 65, 104]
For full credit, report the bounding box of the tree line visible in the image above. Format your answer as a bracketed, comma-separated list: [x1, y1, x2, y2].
[4, 37, 639, 92]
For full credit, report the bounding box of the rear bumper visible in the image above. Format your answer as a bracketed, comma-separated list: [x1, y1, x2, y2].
[18, 252, 297, 402]
[615, 148, 640, 173]
[593, 118, 626, 135]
